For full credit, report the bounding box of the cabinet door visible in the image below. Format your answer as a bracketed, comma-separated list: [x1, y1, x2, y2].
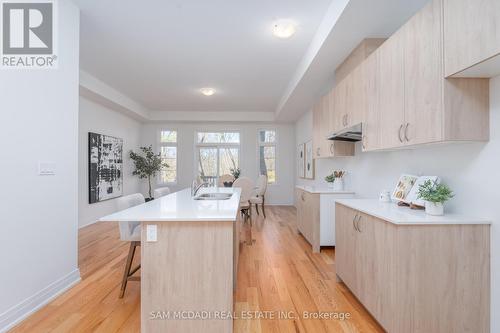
[378, 29, 405, 149]
[332, 79, 347, 133]
[362, 52, 380, 151]
[444, 0, 500, 77]
[334, 204, 359, 294]
[312, 100, 323, 158]
[355, 213, 396, 332]
[301, 192, 314, 243]
[320, 94, 333, 157]
[404, 0, 443, 145]
[346, 65, 364, 127]
[295, 189, 303, 233]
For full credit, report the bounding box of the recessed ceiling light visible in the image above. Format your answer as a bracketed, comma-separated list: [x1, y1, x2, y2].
[273, 20, 296, 39]
[200, 87, 216, 96]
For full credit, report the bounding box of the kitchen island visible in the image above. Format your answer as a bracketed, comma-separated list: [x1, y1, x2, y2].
[100, 187, 241, 333]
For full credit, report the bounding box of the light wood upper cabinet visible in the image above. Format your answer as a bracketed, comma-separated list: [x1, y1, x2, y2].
[374, 0, 489, 150]
[312, 91, 354, 159]
[314, 0, 490, 153]
[377, 28, 405, 149]
[403, 0, 443, 145]
[444, 0, 500, 77]
[345, 65, 364, 128]
[331, 79, 347, 133]
[361, 52, 379, 151]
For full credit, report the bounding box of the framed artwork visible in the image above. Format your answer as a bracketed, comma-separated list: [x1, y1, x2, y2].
[406, 176, 440, 206]
[88, 132, 123, 204]
[304, 140, 315, 180]
[298, 143, 305, 178]
[391, 174, 418, 203]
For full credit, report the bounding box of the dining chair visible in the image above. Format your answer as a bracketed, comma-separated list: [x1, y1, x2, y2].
[153, 186, 171, 199]
[115, 193, 145, 298]
[232, 176, 254, 223]
[250, 175, 268, 218]
[218, 174, 235, 187]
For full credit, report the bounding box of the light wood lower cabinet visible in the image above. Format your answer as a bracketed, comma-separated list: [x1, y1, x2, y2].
[295, 189, 319, 251]
[335, 203, 490, 333]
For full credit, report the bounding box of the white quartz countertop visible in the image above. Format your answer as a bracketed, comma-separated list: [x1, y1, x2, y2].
[99, 187, 241, 222]
[335, 199, 491, 225]
[296, 185, 355, 194]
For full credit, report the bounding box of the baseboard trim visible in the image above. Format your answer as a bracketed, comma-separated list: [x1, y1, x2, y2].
[79, 219, 98, 229]
[0, 269, 81, 333]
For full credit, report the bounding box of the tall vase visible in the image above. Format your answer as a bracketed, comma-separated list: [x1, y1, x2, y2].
[333, 178, 344, 191]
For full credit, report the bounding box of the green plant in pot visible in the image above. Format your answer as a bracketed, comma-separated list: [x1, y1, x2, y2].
[230, 167, 241, 180]
[130, 146, 168, 201]
[417, 180, 454, 216]
[325, 170, 345, 190]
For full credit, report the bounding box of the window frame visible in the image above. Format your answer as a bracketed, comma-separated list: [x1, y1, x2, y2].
[257, 128, 278, 185]
[194, 130, 242, 185]
[157, 129, 178, 185]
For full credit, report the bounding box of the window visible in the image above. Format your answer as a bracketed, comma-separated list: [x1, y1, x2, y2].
[258, 130, 276, 184]
[159, 130, 177, 183]
[196, 131, 240, 186]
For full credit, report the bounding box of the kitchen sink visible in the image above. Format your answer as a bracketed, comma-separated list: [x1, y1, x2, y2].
[194, 193, 233, 200]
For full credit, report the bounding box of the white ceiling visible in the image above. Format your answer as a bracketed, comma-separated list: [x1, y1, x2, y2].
[74, 0, 430, 122]
[73, 0, 332, 113]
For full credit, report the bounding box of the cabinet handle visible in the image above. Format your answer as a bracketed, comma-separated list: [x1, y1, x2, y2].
[330, 143, 334, 154]
[362, 135, 367, 150]
[352, 214, 359, 232]
[398, 124, 404, 143]
[356, 215, 362, 232]
[404, 123, 410, 142]
[301, 193, 305, 201]
[316, 147, 320, 156]
[345, 114, 349, 127]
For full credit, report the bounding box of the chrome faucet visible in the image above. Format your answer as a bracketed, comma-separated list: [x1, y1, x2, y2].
[191, 180, 208, 197]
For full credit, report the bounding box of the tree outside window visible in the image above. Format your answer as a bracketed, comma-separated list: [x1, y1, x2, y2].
[258, 130, 276, 184]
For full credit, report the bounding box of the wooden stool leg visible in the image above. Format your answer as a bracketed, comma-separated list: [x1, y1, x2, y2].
[119, 242, 137, 298]
[255, 204, 260, 215]
[261, 197, 266, 218]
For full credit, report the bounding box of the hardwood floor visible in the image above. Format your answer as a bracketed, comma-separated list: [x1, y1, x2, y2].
[10, 206, 384, 333]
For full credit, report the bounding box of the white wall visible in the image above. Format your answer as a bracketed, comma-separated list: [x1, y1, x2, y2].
[78, 97, 142, 228]
[295, 76, 500, 331]
[0, 2, 80, 331]
[142, 122, 296, 205]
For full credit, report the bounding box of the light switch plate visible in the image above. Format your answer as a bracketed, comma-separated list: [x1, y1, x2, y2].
[146, 224, 157, 242]
[38, 162, 56, 175]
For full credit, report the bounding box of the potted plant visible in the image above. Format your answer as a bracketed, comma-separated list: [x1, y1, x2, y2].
[230, 167, 241, 180]
[325, 170, 345, 191]
[325, 173, 336, 188]
[417, 179, 454, 216]
[130, 146, 168, 201]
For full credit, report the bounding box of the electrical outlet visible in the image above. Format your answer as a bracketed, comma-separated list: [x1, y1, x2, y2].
[38, 162, 56, 175]
[146, 224, 157, 242]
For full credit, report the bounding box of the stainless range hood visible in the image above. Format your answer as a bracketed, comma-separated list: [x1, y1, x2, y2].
[327, 123, 362, 142]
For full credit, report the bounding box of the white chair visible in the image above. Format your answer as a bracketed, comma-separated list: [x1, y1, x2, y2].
[233, 176, 254, 223]
[250, 175, 268, 218]
[153, 187, 171, 199]
[115, 193, 145, 298]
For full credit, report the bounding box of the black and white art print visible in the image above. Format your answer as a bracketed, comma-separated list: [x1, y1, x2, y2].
[88, 132, 123, 204]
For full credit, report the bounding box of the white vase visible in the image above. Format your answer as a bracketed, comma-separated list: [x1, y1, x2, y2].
[425, 202, 444, 216]
[327, 182, 334, 188]
[333, 178, 344, 191]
